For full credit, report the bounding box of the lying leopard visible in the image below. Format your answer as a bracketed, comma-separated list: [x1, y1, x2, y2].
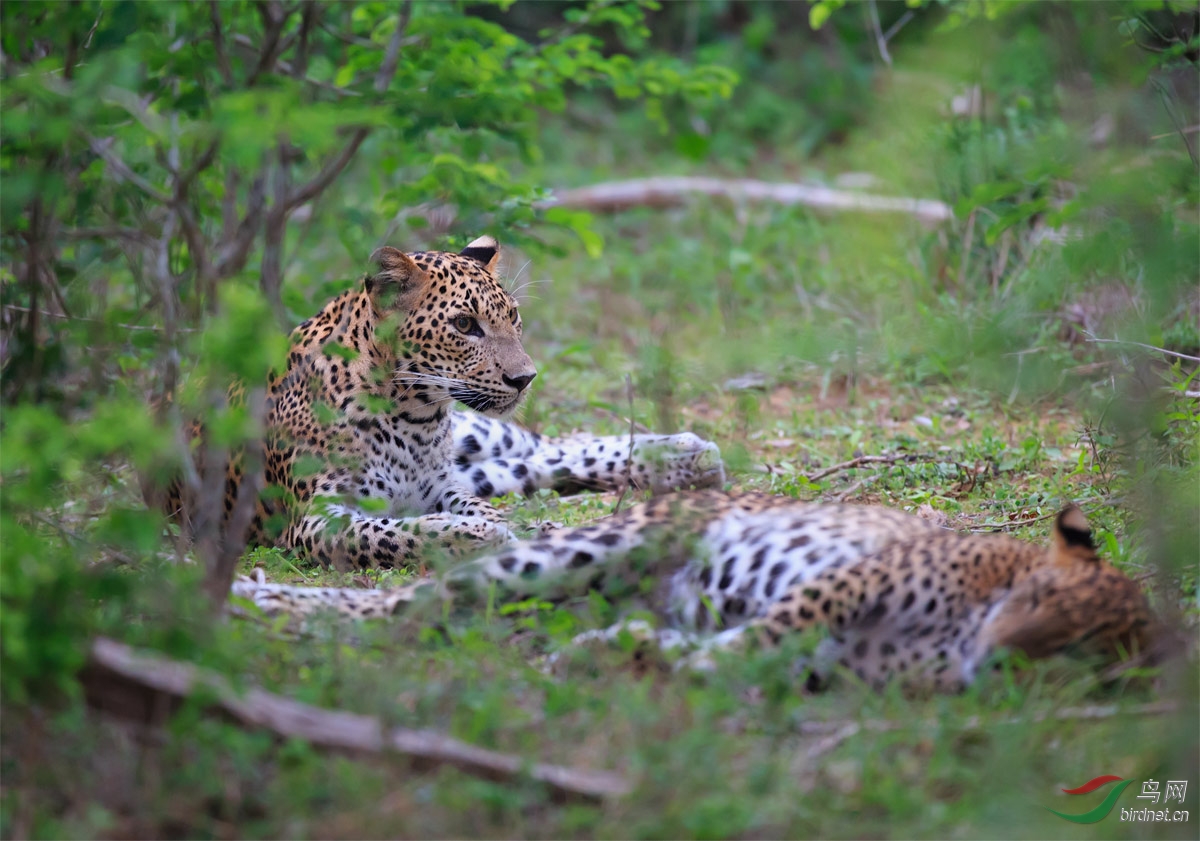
[233, 491, 1154, 691]
[160, 236, 724, 568]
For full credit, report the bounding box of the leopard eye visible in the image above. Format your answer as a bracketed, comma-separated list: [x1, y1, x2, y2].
[453, 314, 478, 335]
[509, 309, 519, 324]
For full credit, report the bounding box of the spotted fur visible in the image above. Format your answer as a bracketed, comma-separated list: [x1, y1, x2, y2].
[161, 237, 725, 570]
[232, 493, 1153, 690]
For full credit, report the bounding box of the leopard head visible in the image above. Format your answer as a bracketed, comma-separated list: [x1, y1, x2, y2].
[366, 236, 536, 417]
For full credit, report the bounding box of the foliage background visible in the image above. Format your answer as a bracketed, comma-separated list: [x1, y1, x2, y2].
[2, 0, 1197, 837]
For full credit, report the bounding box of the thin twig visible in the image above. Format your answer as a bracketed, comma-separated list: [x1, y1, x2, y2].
[804, 453, 939, 484]
[882, 9, 914, 43]
[63, 226, 156, 246]
[1150, 75, 1198, 167]
[1150, 125, 1200, 139]
[612, 373, 635, 515]
[957, 209, 976, 291]
[374, 0, 411, 94]
[87, 136, 170, 203]
[831, 478, 868, 502]
[209, 1, 234, 85]
[1084, 335, 1200, 363]
[281, 4, 409, 213]
[797, 700, 1179, 742]
[804, 722, 860, 762]
[246, 0, 291, 87]
[213, 173, 267, 279]
[867, 0, 892, 67]
[0, 305, 198, 333]
[967, 509, 1061, 533]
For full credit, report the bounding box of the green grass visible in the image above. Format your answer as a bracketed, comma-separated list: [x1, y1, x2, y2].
[6, 324, 1195, 839]
[4, 13, 1199, 839]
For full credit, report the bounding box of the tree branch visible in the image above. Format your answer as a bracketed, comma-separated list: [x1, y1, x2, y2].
[261, 145, 291, 320]
[246, 1, 292, 87]
[1083, 335, 1200, 364]
[171, 139, 220, 287]
[209, 1, 234, 85]
[283, 129, 368, 212]
[203, 387, 268, 610]
[87, 136, 170, 203]
[63, 226, 156, 246]
[280, 4, 410, 213]
[82, 637, 632, 801]
[374, 0, 411, 94]
[213, 173, 267, 278]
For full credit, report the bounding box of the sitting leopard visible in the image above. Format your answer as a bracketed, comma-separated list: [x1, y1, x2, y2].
[161, 236, 724, 569]
[233, 492, 1154, 691]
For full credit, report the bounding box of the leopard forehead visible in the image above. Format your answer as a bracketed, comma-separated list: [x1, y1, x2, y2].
[409, 250, 518, 312]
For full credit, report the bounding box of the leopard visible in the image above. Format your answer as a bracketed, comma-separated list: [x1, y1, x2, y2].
[159, 236, 725, 570]
[231, 491, 1154, 692]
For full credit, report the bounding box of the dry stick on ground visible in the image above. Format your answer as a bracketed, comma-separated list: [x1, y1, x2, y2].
[803, 453, 942, 484]
[967, 508, 1063, 533]
[538, 176, 954, 224]
[800, 700, 1179, 761]
[1084, 335, 1200, 364]
[83, 637, 631, 801]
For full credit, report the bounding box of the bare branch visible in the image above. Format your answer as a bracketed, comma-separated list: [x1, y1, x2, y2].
[292, 1, 318, 79]
[967, 509, 1061, 533]
[261, 145, 291, 320]
[283, 129, 368, 213]
[87, 136, 170, 203]
[83, 637, 632, 801]
[882, 9, 915, 43]
[867, 0, 892, 67]
[279, 4, 410, 213]
[203, 387, 268, 610]
[374, 0, 412, 94]
[63, 226, 156, 247]
[209, 1, 234, 85]
[540, 177, 955, 224]
[221, 167, 240, 242]
[1, 304, 197, 333]
[1085, 335, 1200, 363]
[172, 139, 220, 285]
[214, 174, 267, 278]
[246, 1, 292, 87]
[1150, 76, 1199, 167]
[231, 33, 363, 97]
[803, 453, 943, 484]
[190, 392, 233, 592]
[796, 701, 1180, 744]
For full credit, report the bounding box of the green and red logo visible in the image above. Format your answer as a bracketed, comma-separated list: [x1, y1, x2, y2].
[1047, 775, 1135, 824]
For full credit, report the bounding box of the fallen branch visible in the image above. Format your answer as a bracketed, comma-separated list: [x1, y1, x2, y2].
[798, 700, 1179, 742]
[1084, 335, 1200, 364]
[967, 509, 1061, 533]
[82, 638, 631, 801]
[538, 177, 954, 223]
[804, 453, 941, 483]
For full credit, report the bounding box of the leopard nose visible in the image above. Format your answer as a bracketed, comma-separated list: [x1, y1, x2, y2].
[503, 372, 536, 392]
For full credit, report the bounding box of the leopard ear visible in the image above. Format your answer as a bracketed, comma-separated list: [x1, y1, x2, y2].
[366, 246, 426, 313]
[1051, 504, 1097, 564]
[459, 235, 501, 272]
